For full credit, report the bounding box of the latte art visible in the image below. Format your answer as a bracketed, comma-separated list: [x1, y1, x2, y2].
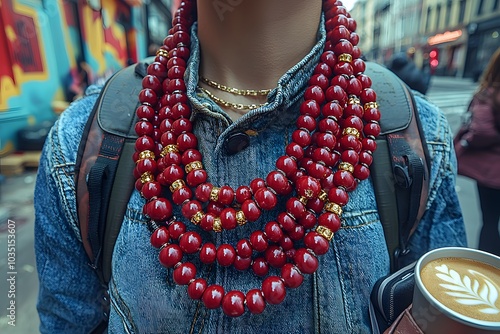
[420, 257, 500, 322]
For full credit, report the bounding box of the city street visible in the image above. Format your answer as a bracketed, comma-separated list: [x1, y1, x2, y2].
[0, 75, 484, 333]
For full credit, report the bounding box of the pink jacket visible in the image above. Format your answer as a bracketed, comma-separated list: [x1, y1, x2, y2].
[455, 88, 500, 188]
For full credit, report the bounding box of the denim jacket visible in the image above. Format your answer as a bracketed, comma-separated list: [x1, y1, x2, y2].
[35, 21, 467, 334]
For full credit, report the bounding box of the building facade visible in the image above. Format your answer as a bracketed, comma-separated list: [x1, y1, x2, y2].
[351, 0, 500, 79]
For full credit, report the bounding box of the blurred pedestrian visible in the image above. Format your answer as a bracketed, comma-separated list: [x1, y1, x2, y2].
[454, 47, 500, 256]
[388, 48, 431, 95]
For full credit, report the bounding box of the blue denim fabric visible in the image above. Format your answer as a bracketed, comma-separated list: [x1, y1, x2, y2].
[35, 21, 467, 334]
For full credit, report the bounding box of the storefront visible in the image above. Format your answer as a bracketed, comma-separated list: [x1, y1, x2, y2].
[465, 17, 500, 80]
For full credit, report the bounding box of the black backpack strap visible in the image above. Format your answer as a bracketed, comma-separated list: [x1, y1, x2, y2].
[365, 62, 430, 272]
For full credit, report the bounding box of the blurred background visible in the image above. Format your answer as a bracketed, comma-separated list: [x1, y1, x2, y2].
[0, 0, 499, 332]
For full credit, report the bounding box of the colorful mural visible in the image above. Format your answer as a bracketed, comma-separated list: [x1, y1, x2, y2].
[0, 0, 148, 155]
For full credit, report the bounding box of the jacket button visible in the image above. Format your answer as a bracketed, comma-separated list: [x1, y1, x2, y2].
[225, 132, 250, 155]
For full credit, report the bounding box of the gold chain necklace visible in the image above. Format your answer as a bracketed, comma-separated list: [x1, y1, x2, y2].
[200, 76, 272, 96]
[198, 86, 268, 112]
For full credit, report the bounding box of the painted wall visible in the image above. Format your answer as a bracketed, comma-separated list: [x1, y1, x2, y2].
[0, 0, 147, 154]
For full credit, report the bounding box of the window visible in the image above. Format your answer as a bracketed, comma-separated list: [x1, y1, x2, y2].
[459, 0, 466, 23]
[425, 6, 431, 32]
[445, 1, 452, 26]
[436, 4, 441, 30]
[477, 0, 484, 15]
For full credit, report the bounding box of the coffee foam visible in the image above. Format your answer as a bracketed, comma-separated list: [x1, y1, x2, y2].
[420, 257, 500, 322]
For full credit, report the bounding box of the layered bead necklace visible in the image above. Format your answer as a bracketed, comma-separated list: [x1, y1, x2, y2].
[133, 0, 381, 317]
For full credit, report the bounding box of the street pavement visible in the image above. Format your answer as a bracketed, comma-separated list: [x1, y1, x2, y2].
[0, 75, 486, 333]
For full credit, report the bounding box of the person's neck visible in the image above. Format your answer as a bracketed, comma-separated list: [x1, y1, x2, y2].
[197, 0, 323, 90]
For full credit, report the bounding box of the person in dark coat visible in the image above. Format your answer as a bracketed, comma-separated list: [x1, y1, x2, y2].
[389, 50, 431, 95]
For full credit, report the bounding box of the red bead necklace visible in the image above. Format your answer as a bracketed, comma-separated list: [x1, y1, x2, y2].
[133, 0, 381, 317]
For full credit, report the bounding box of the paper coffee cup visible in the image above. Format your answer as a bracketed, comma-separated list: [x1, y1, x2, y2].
[412, 247, 500, 334]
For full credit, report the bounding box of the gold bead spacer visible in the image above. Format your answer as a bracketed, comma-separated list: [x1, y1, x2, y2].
[324, 202, 343, 216]
[339, 162, 354, 173]
[342, 127, 360, 139]
[160, 145, 179, 157]
[209, 186, 220, 202]
[170, 179, 186, 192]
[139, 150, 155, 161]
[213, 218, 222, 232]
[318, 190, 328, 202]
[298, 196, 309, 205]
[316, 225, 334, 241]
[364, 102, 378, 110]
[140, 171, 154, 184]
[348, 96, 361, 105]
[185, 161, 203, 174]
[236, 210, 247, 226]
[191, 211, 204, 225]
[156, 49, 169, 58]
[338, 53, 353, 63]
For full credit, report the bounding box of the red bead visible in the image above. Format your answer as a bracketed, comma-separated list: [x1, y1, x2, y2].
[286, 197, 307, 218]
[328, 25, 350, 44]
[362, 138, 377, 152]
[320, 50, 337, 68]
[262, 276, 286, 305]
[322, 101, 343, 120]
[298, 211, 318, 229]
[357, 73, 372, 89]
[281, 263, 304, 288]
[313, 62, 332, 78]
[195, 183, 213, 202]
[292, 129, 312, 147]
[297, 115, 317, 132]
[158, 244, 183, 268]
[325, 85, 348, 105]
[147, 62, 167, 80]
[315, 132, 336, 149]
[254, 187, 278, 210]
[181, 148, 202, 164]
[136, 105, 155, 120]
[294, 248, 319, 274]
[318, 212, 341, 232]
[360, 88, 377, 103]
[167, 65, 185, 80]
[341, 150, 359, 165]
[312, 147, 335, 166]
[179, 231, 202, 254]
[241, 200, 261, 222]
[236, 239, 253, 258]
[304, 231, 330, 255]
[172, 186, 192, 205]
[173, 30, 190, 46]
[246, 289, 266, 314]
[354, 164, 370, 180]
[167, 57, 186, 69]
[188, 278, 207, 300]
[168, 221, 186, 240]
[308, 73, 329, 91]
[266, 171, 291, 195]
[139, 88, 157, 106]
[135, 120, 154, 136]
[173, 262, 196, 285]
[364, 122, 381, 137]
[275, 156, 298, 176]
[339, 135, 362, 152]
[233, 256, 252, 271]
[265, 246, 287, 268]
[202, 285, 224, 309]
[167, 78, 186, 93]
[217, 244, 236, 267]
[318, 117, 340, 135]
[160, 131, 176, 146]
[304, 85, 326, 105]
[280, 236, 294, 251]
[277, 212, 296, 232]
[334, 40, 354, 55]
[206, 201, 223, 216]
[141, 181, 162, 200]
[135, 135, 155, 152]
[150, 226, 170, 248]
[288, 224, 305, 241]
[334, 62, 354, 76]
[352, 58, 365, 74]
[346, 77, 363, 96]
[299, 99, 321, 118]
[249, 178, 266, 193]
[285, 142, 304, 160]
[252, 258, 269, 277]
[181, 200, 202, 220]
[171, 118, 192, 135]
[162, 151, 181, 166]
[328, 187, 349, 206]
[249, 231, 268, 252]
[177, 133, 198, 151]
[264, 221, 284, 243]
[142, 75, 162, 94]
[162, 165, 184, 184]
[306, 162, 330, 181]
[145, 198, 173, 221]
[359, 151, 373, 166]
[200, 213, 215, 231]
[364, 107, 381, 122]
[222, 291, 245, 317]
[331, 74, 348, 90]
[220, 208, 237, 230]
[186, 169, 207, 187]
[333, 170, 357, 191]
[235, 185, 252, 204]
[199, 243, 217, 264]
[218, 186, 235, 205]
